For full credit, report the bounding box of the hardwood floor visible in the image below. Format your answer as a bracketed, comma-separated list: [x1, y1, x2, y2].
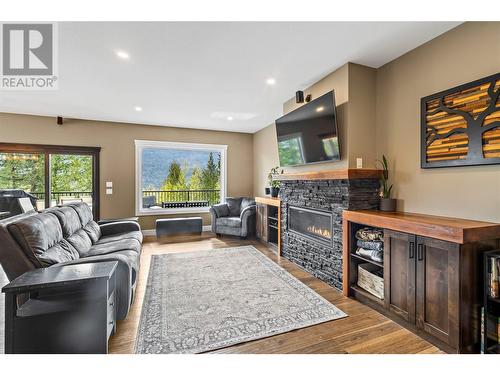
[108, 233, 442, 354]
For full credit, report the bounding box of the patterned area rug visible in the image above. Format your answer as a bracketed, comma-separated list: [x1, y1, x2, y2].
[135, 245, 346, 354]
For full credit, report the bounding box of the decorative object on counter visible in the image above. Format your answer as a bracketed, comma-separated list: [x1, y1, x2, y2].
[421, 72, 500, 169]
[355, 227, 384, 263]
[264, 187, 270, 195]
[377, 155, 396, 212]
[268, 166, 282, 198]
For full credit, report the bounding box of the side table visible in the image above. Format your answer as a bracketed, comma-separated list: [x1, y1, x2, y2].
[2, 261, 117, 354]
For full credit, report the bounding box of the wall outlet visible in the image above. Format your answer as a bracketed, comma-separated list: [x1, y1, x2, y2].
[356, 158, 363, 169]
[106, 188, 113, 195]
[106, 181, 113, 188]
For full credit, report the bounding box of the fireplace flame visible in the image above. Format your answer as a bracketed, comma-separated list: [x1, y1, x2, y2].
[307, 225, 332, 239]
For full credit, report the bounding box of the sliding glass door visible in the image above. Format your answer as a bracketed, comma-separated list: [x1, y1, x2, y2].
[0, 143, 100, 219]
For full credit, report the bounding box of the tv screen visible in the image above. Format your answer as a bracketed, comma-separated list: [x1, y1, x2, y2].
[275, 91, 340, 167]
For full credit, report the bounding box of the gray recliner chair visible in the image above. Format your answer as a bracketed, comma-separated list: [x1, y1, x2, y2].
[210, 197, 256, 238]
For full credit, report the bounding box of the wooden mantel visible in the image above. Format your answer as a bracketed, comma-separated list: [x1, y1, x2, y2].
[274, 168, 382, 181]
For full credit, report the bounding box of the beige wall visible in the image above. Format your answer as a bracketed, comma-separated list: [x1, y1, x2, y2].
[283, 63, 350, 171]
[348, 63, 377, 169]
[252, 122, 279, 196]
[376, 22, 500, 222]
[0, 113, 253, 229]
[253, 62, 377, 195]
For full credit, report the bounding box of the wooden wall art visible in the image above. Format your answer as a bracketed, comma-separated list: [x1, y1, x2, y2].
[421, 72, 500, 168]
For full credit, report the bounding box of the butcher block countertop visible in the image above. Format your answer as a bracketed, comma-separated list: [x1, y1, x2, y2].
[343, 210, 500, 244]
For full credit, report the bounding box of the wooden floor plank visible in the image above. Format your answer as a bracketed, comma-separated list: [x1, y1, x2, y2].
[0, 233, 442, 354]
[107, 233, 441, 354]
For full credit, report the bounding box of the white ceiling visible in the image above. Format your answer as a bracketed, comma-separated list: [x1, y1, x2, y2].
[0, 22, 461, 133]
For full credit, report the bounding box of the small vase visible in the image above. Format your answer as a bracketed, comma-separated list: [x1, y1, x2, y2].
[270, 187, 280, 198]
[379, 198, 396, 212]
[265, 187, 270, 195]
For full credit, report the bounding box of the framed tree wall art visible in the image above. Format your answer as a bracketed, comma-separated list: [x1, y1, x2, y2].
[421, 72, 500, 168]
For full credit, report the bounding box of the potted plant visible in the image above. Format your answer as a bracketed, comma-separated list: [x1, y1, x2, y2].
[268, 166, 281, 198]
[377, 155, 396, 212]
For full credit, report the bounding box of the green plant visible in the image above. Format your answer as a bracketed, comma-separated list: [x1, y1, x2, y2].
[267, 166, 281, 188]
[376, 155, 393, 199]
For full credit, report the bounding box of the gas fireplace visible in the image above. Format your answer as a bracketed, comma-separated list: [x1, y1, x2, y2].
[288, 206, 333, 245]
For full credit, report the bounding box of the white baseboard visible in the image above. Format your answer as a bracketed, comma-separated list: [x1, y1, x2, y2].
[142, 225, 212, 237]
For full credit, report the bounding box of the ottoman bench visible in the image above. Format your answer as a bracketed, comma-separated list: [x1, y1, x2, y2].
[156, 217, 203, 238]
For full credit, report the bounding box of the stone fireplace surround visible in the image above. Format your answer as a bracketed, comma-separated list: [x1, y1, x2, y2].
[278, 171, 380, 290]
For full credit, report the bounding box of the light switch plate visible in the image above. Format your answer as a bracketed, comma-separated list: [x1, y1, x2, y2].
[106, 181, 113, 188]
[106, 188, 113, 195]
[356, 158, 363, 169]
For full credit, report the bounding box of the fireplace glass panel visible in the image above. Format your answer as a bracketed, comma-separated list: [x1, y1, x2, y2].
[288, 206, 333, 244]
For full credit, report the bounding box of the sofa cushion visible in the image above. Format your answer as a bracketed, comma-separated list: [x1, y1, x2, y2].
[226, 197, 242, 217]
[8, 212, 71, 267]
[216, 216, 242, 228]
[212, 203, 230, 218]
[97, 231, 143, 245]
[66, 229, 93, 257]
[37, 239, 80, 267]
[83, 221, 102, 244]
[69, 202, 93, 226]
[46, 206, 82, 237]
[87, 238, 141, 257]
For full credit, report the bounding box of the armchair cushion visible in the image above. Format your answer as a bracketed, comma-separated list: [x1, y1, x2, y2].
[226, 197, 242, 217]
[211, 203, 230, 218]
[216, 217, 242, 228]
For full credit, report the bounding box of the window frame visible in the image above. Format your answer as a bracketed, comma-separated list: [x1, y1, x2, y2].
[134, 140, 228, 216]
[0, 142, 101, 220]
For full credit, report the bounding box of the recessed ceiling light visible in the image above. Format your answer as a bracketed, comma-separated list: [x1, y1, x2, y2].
[116, 50, 130, 60]
[134, 106, 143, 112]
[266, 78, 276, 86]
[316, 106, 324, 112]
[227, 116, 233, 121]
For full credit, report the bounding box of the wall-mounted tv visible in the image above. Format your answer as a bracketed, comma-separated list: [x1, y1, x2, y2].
[275, 91, 340, 167]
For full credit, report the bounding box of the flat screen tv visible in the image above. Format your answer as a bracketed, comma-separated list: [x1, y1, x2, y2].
[275, 91, 340, 167]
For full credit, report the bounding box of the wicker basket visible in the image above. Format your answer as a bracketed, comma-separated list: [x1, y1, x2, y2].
[357, 263, 384, 300]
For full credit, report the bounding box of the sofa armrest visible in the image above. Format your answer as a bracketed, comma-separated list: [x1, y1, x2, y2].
[240, 205, 256, 237]
[100, 220, 141, 237]
[240, 205, 256, 220]
[98, 217, 138, 225]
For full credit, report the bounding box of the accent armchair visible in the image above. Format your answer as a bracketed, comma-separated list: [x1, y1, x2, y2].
[210, 197, 256, 238]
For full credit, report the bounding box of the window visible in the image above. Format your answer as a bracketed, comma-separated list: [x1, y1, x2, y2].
[0, 143, 100, 219]
[135, 140, 227, 215]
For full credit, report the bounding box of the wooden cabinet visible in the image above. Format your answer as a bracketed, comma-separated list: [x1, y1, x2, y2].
[343, 210, 500, 353]
[255, 197, 281, 253]
[415, 236, 460, 348]
[256, 203, 268, 242]
[384, 230, 416, 324]
[384, 230, 459, 349]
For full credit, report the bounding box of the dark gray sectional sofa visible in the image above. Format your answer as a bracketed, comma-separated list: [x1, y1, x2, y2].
[0, 202, 142, 320]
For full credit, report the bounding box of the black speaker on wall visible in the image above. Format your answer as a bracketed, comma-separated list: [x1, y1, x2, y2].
[295, 90, 304, 103]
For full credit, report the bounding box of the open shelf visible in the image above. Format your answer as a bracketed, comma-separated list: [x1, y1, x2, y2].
[350, 285, 384, 306]
[350, 253, 383, 268]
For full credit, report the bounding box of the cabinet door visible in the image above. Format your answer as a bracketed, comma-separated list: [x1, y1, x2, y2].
[256, 204, 268, 241]
[415, 236, 459, 349]
[384, 229, 416, 323]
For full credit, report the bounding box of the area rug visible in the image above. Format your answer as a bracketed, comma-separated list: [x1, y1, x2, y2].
[135, 245, 346, 354]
